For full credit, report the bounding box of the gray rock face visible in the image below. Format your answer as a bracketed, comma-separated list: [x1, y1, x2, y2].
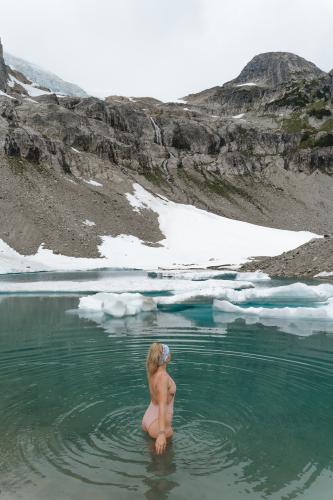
[0, 47, 332, 277]
[232, 52, 325, 88]
[0, 38, 8, 91]
[186, 52, 328, 114]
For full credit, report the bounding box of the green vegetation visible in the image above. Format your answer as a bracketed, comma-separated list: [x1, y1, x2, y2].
[280, 113, 312, 133]
[320, 118, 333, 132]
[143, 167, 167, 187]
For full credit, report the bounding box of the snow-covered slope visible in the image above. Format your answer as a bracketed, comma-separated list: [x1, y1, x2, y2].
[0, 183, 320, 274]
[4, 52, 88, 97]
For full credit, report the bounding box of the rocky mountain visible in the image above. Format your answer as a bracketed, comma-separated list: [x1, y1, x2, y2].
[0, 39, 8, 91]
[232, 52, 325, 88]
[4, 52, 88, 97]
[0, 40, 332, 277]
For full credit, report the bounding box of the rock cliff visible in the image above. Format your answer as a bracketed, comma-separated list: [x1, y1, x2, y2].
[0, 43, 332, 276]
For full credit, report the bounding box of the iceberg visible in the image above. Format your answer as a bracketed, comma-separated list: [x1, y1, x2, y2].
[79, 292, 156, 318]
[213, 298, 333, 320]
[210, 283, 333, 305]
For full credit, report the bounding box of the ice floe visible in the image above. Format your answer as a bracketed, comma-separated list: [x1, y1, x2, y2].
[211, 282, 333, 336]
[211, 283, 333, 305]
[151, 270, 270, 282]
[213, 298, 333, 320]
[79, 292, 156, 318]
[0, 275, 253, 294]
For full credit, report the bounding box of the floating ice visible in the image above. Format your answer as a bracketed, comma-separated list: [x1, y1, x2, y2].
[213, 298, 333, 320]
[156, 287, 250, 307]
[0, 275, 253, 294]
[151, 270, 270, 282]
[212, 282, 333, 335]
[211, 283, 333, 305]
[79, 292, 156, 318]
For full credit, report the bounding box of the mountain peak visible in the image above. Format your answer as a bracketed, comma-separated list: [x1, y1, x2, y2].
[232, 51, 326, 88]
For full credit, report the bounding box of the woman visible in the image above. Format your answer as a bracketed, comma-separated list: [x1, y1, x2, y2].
[142, 343, 176, 454]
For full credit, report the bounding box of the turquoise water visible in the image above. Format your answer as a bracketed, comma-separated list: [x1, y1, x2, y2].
[1, 274, 333, 499]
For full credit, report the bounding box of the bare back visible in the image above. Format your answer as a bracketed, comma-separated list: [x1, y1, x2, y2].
[148, 370, 176, 405]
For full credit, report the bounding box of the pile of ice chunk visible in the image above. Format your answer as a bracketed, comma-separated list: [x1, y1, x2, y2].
[213, 283, 333, 323]
[213, 283, 333, 305]
[79, 292, 156, 318]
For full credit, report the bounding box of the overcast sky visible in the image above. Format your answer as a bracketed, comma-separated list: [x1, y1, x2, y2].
[0, 0, 332, 101]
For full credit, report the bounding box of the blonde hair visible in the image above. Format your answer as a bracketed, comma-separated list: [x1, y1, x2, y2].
[146, 342, 163, 378]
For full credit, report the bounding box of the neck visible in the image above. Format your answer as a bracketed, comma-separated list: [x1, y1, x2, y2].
[157, 363, 167, 373]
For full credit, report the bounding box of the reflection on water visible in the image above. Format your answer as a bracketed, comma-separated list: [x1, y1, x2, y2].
[0, 292, 333, 499]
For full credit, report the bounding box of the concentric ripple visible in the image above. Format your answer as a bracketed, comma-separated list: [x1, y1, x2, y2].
[1, 293, 333, 500]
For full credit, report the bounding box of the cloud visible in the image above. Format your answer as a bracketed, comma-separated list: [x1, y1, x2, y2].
[0, 0, 332, 101]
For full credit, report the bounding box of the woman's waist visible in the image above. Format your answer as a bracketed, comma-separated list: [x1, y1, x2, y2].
[149, 398, 174, 409]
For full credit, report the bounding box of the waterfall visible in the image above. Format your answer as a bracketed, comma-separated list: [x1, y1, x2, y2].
[150, 117, 162, 145]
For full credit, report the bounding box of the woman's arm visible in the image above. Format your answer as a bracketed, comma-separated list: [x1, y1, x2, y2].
[155, 375, 168, 454]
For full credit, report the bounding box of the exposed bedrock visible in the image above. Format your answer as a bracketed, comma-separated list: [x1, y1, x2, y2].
[0, 49, 332, 276]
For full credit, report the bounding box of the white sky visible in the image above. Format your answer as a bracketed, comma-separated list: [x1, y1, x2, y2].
[0, 0, 332, 101]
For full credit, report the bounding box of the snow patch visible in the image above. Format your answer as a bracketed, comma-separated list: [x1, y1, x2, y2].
[236, 82, 257, 87]
[0, 183, 321, 274]
[98, 183, 320, 269]
[315, 271, 333, 278]
[0, 90, 15, 100]
[233, 113, 245, 119]
[9, 75, 50, 97]
[83, 219, 96, 227]
[71, 147, 81, 154]
[84, 179, 103, 187]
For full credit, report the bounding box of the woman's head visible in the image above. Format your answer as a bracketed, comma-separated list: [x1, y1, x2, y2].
[146, 343, 171, 377]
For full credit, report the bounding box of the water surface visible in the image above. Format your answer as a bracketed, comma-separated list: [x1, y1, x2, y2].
[1, 274, 333, 499]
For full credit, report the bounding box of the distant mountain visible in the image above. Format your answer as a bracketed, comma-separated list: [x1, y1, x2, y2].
[231, 52, 325, 88]
[4, 52, 88, 97]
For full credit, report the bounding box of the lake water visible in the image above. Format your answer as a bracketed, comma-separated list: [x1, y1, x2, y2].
[1, 272, 333, 499]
